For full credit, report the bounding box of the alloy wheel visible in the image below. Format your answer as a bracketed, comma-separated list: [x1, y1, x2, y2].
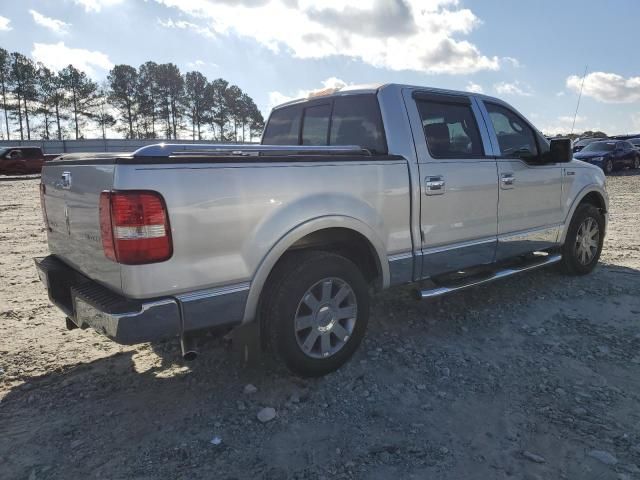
[294, 277, 357, 359]
[575, 217, 600, 265]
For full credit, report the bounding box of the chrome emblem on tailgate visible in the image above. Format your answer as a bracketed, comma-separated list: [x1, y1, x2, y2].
[61, 171, 72, 189]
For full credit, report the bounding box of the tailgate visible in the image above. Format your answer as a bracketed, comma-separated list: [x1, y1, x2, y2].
[42, 160, 122, 293]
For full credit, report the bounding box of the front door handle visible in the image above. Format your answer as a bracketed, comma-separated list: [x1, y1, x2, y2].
[425, 176, 445, 195]
[500, 172, 515, 189]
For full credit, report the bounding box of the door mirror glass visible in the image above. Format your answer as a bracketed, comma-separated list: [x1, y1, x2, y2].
[549, 138, 572, 163]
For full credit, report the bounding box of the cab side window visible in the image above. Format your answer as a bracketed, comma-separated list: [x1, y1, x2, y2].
[485, 103, 539, 161]
[416, 98, 484, 158]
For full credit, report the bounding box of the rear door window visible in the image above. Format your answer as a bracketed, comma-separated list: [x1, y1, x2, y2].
[416, 97, 484, 158]
[330, 95, 387, 154]
[301, 104, 331, 145]
[262, 105, 301, 145]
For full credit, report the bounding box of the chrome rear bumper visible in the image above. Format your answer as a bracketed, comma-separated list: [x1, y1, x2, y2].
[35, 255, 180, 344]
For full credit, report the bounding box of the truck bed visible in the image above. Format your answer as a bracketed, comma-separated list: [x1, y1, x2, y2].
[41, 146, 412, 300]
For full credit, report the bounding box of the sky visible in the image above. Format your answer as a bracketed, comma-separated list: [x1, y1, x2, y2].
[0, 0, 639, 136]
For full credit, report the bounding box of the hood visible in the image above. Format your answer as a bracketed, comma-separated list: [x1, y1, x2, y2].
[574, 150, 610, 160]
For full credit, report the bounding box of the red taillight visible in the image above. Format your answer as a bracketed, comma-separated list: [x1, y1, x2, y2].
[39, 183, 49, 229]
[98, 191, 172, 265]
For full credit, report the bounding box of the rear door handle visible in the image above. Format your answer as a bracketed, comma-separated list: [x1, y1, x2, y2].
[425, 176, 445, 195]
[500, 172, 515, 189]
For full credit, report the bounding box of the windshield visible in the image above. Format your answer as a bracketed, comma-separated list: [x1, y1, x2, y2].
[582, 141, 616, 152]
[574, 138, 598, 147]
[630, 138, 640, 146]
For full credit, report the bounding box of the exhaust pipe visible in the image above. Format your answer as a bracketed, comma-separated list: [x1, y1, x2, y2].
[180, 335, 198, 361]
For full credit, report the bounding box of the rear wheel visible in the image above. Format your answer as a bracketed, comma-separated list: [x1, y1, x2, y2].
[633, 156, 640, 169]
[262, 251, 370, 377]
[560, 204, 605, 275]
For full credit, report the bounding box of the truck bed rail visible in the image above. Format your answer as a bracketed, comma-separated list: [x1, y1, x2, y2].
[133, 144, 371, 157]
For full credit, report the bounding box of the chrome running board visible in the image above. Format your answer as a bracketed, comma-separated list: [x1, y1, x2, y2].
[417, 254, 562, 299]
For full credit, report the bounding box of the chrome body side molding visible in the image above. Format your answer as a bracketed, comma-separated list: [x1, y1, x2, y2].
[176, 283, 250, 333]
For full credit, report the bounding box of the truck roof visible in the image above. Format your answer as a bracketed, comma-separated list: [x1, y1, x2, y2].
[272, 82, 505, 110]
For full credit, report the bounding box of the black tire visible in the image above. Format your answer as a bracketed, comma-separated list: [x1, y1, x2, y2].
[560, 203, 605, 275]
[262, 250, 370, 377]
[603, 159, 614, 175]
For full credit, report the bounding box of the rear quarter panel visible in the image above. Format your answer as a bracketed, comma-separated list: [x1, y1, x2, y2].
[114, 160, 412, 299]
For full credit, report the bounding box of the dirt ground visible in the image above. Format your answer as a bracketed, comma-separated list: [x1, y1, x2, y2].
[1, 171, 639, 480]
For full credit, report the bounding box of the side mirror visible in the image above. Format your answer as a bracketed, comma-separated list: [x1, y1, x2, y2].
[549, 138, 572, 163]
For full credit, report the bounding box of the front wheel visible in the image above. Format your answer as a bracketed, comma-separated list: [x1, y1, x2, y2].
[633, 156, 640, 170]
[560, 204, 605, 275]
[262, 251, 370, 377]
[603, 159, 614, 175]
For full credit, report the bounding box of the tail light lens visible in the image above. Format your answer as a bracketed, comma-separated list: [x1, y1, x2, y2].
[99, 190, 172, 265]
[39, 183, 49, 229]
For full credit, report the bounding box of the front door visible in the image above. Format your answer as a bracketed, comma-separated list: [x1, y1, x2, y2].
[480, 101, 563, 260]
[404, 90, 499, 278]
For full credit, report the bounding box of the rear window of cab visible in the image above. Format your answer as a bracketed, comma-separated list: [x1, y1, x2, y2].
[262, 94, 388, 154]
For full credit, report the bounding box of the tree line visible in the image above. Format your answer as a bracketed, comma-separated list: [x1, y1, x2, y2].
[0, 47, 264, 142]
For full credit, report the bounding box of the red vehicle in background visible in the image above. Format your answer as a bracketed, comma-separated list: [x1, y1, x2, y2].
[0, 147, 57, 175]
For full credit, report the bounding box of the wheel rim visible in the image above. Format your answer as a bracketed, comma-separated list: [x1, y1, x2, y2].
[575, 217, 600, 265]
[605, 160, 613, 173]
[294, 277, 357, 359]
[635, 157, 639, 169]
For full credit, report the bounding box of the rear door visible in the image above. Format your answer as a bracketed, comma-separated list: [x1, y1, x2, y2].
[403, 90, 499, 278]
[479, 101, 563, 260]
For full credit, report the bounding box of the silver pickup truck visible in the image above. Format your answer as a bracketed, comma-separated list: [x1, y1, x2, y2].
[35, 83, 608, 376]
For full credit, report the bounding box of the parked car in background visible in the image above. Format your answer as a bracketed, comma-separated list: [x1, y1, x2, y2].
[573, 137, 603, 153]
[574, 140, 640, 174]
[0, 146, 48, 175]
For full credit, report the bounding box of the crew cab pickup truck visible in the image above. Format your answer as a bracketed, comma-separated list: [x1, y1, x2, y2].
[35, 83, 608, 376]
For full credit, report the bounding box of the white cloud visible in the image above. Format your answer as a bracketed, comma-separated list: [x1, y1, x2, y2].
[556, 91, 566, 97]
[73, 0, 125, 13]
[558, 115, 587, 124]
[29, 10, 71, 35]
[186, 59, 218, 69]
[32, 42, 113, 77]
[567, 71, 640, 103]
[0, 16, 11, 31]
[494, 81, 533, 97]
[502, 56, 520, 68]
[268, 77, 349, 110]
[157, 18, 216, 38]
[465, 81, 484, 94]
[154, 0, 502, 74]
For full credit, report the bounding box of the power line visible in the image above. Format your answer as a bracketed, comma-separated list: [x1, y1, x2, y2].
[571, 65, 588, 135]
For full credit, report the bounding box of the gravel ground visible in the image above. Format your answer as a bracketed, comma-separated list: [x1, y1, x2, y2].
[1, 171, 639, 480]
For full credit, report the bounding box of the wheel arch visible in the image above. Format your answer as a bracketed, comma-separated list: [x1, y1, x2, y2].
[559, 186, 608, 244]
[241, 216, 389, 324]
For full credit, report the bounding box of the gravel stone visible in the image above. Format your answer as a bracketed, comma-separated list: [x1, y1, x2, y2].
[257, 407, 277, 423]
